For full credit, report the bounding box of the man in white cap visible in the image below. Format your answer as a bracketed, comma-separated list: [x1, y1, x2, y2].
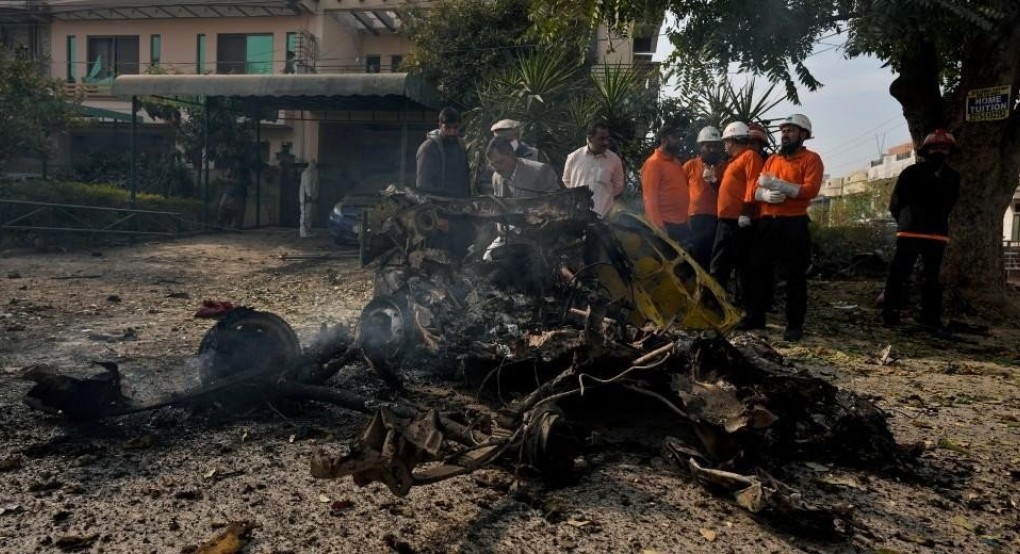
[477, 119, 541, 194]
[491, 119, 540, 160]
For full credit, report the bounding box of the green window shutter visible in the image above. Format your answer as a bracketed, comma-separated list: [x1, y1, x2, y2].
[196, 34, 206, 74]
[150, 35, 161, 67]
[245, 34, 273, 74]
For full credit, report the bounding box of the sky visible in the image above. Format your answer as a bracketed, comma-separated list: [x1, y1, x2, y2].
[653, 38, 913, 180]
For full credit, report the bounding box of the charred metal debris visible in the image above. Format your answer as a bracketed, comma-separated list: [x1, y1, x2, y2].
[20, 186, 925, 539]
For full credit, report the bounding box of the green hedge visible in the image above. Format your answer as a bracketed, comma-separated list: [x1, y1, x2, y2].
[1, 179, 209, 248]
[1, 178, 205, 220]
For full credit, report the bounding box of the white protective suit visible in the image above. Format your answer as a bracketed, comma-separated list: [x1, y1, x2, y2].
[299, 160, 319, 237]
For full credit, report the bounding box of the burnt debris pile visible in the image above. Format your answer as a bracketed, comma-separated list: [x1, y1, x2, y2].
[20, 186, 921, 538]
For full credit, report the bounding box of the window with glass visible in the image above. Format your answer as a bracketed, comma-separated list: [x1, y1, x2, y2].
[390, 55, 403, 72]
[150, 35, 161, 68]
[85, 36, 139, 82]
[365, 55, 381, 73]
[66, 36, 77, 81]
[1013, 204, 1020, 241]
[216, 33, 274, 74]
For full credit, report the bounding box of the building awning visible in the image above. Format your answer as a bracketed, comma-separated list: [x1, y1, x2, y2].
[110, 73, 444, 112]
[35, 0, 302, 20]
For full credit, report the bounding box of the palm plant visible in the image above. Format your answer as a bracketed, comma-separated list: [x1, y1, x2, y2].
[683, 76, 785, 147]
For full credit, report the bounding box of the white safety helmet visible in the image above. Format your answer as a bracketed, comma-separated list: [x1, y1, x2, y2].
[721, 121, 750, 140]
[779, 114, 812, 138]
[696, 126, 722, 143]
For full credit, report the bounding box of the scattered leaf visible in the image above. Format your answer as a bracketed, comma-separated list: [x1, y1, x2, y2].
[734, 482, 764, 513]
[203, 468, 219, 480]
[699, 528, 717, 541]
[196, 520, 255, 554]
[951, 514, 975, 531]
[565, 519, 591, 527]
[0, 504, 23, 516]
[804, 462, 830, 472]
[318, 494, 331, 503]
[978, 535, 1002, 546]
[816, 475, 865, 490]
[937, 438, 970, 455]
[878, 344, 896, 365]
[329, 499, 353, 515]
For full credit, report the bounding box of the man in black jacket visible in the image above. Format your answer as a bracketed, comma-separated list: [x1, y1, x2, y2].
[882, 129, 960, 330]
[416, 107, 471, 197]
[414, 107, 473, 256]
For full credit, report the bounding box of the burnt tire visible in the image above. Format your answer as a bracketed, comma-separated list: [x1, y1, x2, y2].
[196, 308, 302, 387]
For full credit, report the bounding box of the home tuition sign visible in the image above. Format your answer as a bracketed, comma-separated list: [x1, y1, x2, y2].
[966, 85, 1011, 122]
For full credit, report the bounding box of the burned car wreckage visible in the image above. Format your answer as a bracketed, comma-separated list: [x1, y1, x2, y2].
[21, 186, 923, 538]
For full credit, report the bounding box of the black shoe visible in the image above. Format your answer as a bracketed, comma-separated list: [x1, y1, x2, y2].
[737, 317, 765, 330]
[783, 327, 804, 342]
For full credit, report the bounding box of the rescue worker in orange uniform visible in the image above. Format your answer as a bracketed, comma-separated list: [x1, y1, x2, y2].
[747, 122, 772, 162]
[882, 129, 960, 331]
[641, 125, 691, 246]
[741, 114, 824, 342]
[684, 126, 726, 267]
[710, 122, 762, 293]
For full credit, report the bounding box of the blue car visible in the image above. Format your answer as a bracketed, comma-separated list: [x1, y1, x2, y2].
[328, 194, 379, 246]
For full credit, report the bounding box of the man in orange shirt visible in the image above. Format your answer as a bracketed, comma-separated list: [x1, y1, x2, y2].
[641, 126, 691, 246]
[741, 114, 824, 342]
[684, 126, 725, 268]
[710, 122, 762, 293]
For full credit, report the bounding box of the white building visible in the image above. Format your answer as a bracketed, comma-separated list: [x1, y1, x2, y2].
[1003, 191, 1020, 242]
[867, 142, 916, 181]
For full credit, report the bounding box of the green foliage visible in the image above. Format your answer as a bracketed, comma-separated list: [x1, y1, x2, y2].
[465, 52, 659, 190]
[0, 178, 203, 219]
[529, 0, 670, 57]
[467, 51, 587, 170]
[139, 96, 262, 179]
[810, 179, 895, 228]
[684, 77, 784, 128]
[587, 65, 662, 187]
[0, 49, 82, 169]
[403, 0, 542, 105]
[70, 149, 195, 198]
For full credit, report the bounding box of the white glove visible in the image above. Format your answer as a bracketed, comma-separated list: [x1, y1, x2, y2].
[702, 166, 717, 184]
[757, 173, 776, 189]
[771, 179, 801, 198]
[755, 187, 786, 204]
[738, 215, 751, 228]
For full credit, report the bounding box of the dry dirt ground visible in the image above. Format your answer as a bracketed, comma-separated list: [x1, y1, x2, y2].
[1, 228, 1019, 554]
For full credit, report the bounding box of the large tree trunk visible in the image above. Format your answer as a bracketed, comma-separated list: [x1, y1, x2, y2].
[889, 12, 1020, 289]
